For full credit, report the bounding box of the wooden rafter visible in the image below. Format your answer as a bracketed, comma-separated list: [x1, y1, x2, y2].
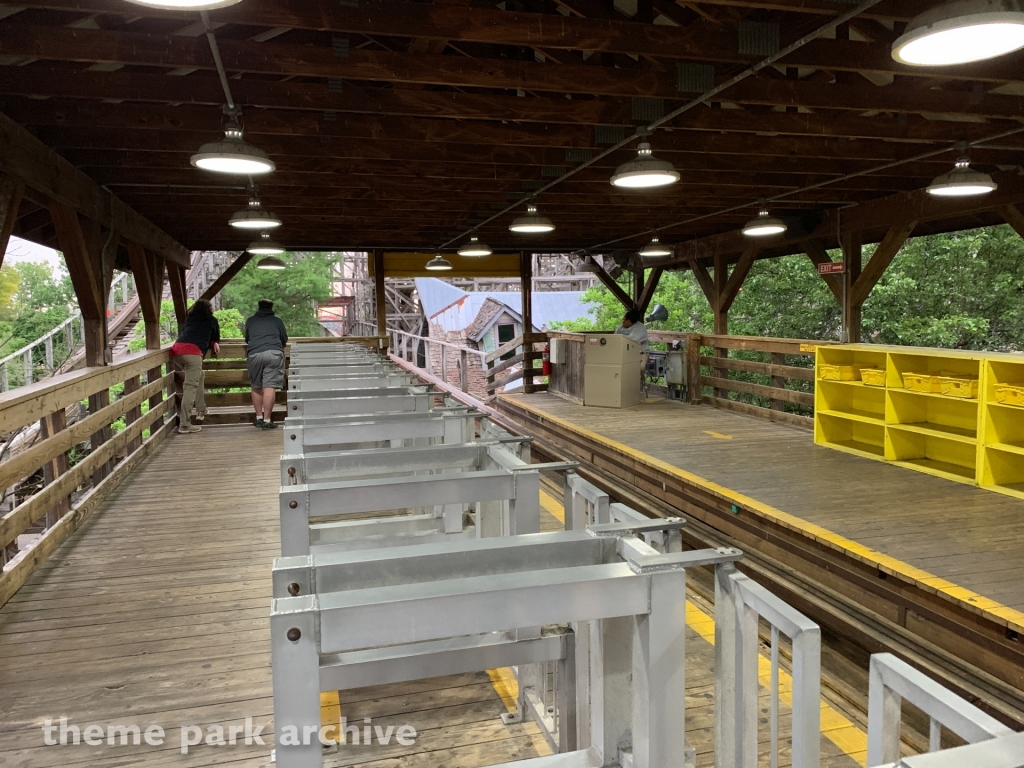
[802, 238, 843, 302]
[126, 240, 165, 351]
[1000, 204, 1024, 241]
[718, 248, 758, 315]
[199, 253, 254, 302]
[849, 219, 917, 307]
[0, 174, 24, 271]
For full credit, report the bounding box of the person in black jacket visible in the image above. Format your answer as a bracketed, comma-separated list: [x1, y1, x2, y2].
[170, 299, 220, 434]
[244, 300, 288, 429]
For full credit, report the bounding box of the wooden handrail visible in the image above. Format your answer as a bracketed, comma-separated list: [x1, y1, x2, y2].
[0, 347, 176, 607]
[0, 349, 169, 436]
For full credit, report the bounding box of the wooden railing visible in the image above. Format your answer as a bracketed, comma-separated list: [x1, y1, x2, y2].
[0, 349, 175, 607]
[542, 331, 836, 428]
[485, 332, 547, 396]
[388, 328, 486, 394]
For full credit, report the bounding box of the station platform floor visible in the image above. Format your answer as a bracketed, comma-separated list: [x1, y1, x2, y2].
[497, 393, 1024, 691]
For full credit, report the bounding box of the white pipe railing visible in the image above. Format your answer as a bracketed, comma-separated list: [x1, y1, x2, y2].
[388, 327, 487, 393]
[0, 272, 135, 392]
[867, 653, 1015, 767]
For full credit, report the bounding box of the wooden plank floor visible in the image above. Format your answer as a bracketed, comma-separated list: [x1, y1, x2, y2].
[502, 393, 1024, 614]
[0, 421, 865, 768]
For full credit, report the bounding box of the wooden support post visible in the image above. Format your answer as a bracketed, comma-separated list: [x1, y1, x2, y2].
[49, 202, 108, 367]
[200, 252, 253, 302]
[802, 239, 844, 303]
[771, 352, 786, 412]
[1001, 204, 1024, 241]
[441, 345, 448, 386]
[123, 374, 143, 454]
[167, 264, 188, 332]
[88, 388, 112, 486]
[127, 242, 165, 350]
[460, 348, 469, 393]
[148, 363, 166, 428]
[0, 174, 24, 271]
[637, 267, 664, 315]
[520, 251, 535, 394]
[841, 230, 863, 344]
[38, 410, 70, 528]
[373, 249, 387, 337]
[632, 267, 643, 308]
[712, 253, 728, 399]
[847, 220, 916, 343]
[686, 333, 702, 405]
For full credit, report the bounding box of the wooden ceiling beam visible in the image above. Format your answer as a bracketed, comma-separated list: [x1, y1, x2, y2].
[5, 22, 1024, 99]
[0, 109, 189, 266]
[0, 174, 25, 271]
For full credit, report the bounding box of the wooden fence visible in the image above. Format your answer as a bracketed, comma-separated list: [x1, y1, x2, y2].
[542, 331, 835, 429]
[485, 332, 547, 396]
[0, 349, 176, 607]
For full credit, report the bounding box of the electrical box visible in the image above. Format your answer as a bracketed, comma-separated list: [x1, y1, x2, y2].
[666, 350, 687, 385]
[583, 334, 641, 409]
[584, 333, 641, 365]
[549, 338, 567, 365]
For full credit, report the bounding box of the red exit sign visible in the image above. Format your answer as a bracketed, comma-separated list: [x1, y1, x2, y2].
[817, 262, 845, 275]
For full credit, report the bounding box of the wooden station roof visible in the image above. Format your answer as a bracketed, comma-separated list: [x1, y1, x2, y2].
[2, 0, 1024, 262]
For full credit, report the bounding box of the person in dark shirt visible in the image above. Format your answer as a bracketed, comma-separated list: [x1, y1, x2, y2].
[244, 299, 288, 429]
[169, 299, 220, 434]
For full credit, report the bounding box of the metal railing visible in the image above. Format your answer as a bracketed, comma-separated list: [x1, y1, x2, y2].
[388, 327, 487, 394]
[0, 272, 136, 392]
[867, 653, 1015, 767]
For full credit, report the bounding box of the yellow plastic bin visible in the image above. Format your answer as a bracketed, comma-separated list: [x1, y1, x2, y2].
[860, 368, 886, 387]
[995, 384, 1024, 408]
[820, 364, 861, 381]
[902, 372, 943, 393]
[938, 375, 979, 399]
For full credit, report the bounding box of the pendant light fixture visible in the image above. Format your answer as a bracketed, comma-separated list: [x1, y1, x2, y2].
[575, 254, 601, 273]
[191, 110, 275, 176]
[247, 231, 285, 255]
[425, 253, 453, 271]
[509, 204, 555, 234]
[742, 202, 787, 237]
[639, 236, 672, 258]
[125, 0, 242, 8]
[926, 156, 998, 196]
[458, 237, 492, 257]
[610, 142, 680, 189]
[892, 0, 1024, 66]
[229, 195, 282, 230]
[256, 255, 287, 270]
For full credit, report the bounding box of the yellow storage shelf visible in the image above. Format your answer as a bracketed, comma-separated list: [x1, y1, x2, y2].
[815, 344, 1024, 497]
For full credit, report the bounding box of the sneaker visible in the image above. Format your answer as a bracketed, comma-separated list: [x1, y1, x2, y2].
[262, 420, 278, 429]
[195, 410, 208, 423]
[178, 425, 201, 434]
[253, 418, 265, 428]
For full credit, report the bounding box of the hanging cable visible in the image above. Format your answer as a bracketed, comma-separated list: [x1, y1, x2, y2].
[438, 0, 887, 249]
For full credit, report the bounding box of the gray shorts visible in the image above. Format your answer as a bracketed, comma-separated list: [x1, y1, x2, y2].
[248, 349, 285, 389]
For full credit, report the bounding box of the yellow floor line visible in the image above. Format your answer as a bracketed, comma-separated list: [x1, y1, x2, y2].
[686, 601, 868, 766]
[540, 489, 565, 524]
[320, 691, 342, 741]
[503, 395, 1024, 634]
[487, 667, 520, 713]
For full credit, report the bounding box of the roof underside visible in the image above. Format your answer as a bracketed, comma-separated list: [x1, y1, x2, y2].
[3, 0, 1024, 259]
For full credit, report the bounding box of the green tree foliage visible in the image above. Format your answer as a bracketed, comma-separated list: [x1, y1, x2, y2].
[555, 225, 1024, 353]
[221, 253, 335, 337]
[0, 260, 75, 358]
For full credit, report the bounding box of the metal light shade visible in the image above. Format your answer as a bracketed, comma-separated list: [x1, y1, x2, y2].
[125, 0, 242, 8]
[191, 128, 275, 175]
[509, 205, 555, 233]
[575, 255, 600, 273]
[610, 143, 680, 189]
[926, 158, 998, 197]
[229, 199, 282, 229]
[742, 209, 787, 237]
[639, 237, 672, 257]
[248, 232, 285, 255]
[425, 254, 453, 271]
[892, 0, 1024, 65]
[458, 237, 492, 257]
[256, 256, 287, 270]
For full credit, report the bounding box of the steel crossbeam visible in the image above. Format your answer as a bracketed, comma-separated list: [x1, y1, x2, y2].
[270, 531, 744, 768]
[287, 390, 433, 417]
[283, 411, 477, 454]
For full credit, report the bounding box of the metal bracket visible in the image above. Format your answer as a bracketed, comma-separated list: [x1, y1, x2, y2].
[588, 517, 686, 537]
[625, 546, 743, 574]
